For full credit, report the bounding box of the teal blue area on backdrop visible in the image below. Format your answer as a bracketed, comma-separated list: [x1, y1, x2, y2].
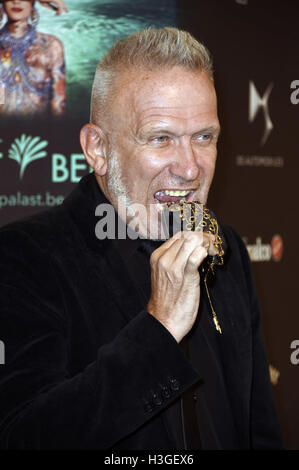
[36, 0, 178, 118]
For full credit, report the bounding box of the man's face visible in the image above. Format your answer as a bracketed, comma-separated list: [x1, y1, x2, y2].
[4, 0, 34, 22]
[101, 66, 220, 238]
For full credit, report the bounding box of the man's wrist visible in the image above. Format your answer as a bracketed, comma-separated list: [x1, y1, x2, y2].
[146, 310, 182, 343]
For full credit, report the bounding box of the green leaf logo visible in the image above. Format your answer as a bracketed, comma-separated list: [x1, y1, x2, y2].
[8, 134, 48, 179]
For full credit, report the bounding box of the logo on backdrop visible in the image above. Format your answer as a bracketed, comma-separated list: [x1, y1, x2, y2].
[8, 135, 48, 179]
[243, 234, 283, 262]
[236, 81, 283, 168]
[0, 133, 89, 183]
[249, 81, 274, 146]
[271, 234, 283, 262]
[0, 134, 91, 213]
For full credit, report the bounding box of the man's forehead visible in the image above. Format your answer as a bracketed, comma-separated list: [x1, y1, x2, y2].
[114, 66, 217, 123]
[117, 65, 214, 97]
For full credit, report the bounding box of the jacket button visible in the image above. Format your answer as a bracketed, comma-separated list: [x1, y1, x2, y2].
[161, 386, 171, 399]
[193, 393, 198, 401]
[169, 378, 180, 391]
[152, 393, 163, 406]
[144, 401, 154, 413]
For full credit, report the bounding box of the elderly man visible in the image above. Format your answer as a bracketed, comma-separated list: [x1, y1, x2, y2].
[0, 27, 282, 449]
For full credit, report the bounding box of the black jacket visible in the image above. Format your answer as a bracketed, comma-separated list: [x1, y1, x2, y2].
[0, 173, 283, 449]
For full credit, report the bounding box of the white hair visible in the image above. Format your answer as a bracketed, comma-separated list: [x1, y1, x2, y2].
[90, 27, 213, 125]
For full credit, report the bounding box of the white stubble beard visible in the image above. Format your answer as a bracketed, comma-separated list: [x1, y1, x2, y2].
[106, 147, 134, 215]
[106, 149, 161, 239]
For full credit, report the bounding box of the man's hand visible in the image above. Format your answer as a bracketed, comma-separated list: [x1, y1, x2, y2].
[147, 231, 216, 343]
[38, 0, 69, 15]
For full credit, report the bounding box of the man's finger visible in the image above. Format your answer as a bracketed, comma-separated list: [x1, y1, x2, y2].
[155, 231, 206, 273]
[203, 233, 218, 256]
[150, 235, 184, 265]
[173, 235, 204, 271]
[150, 230, 188, 260]
[185, 245, 208, 275]
[152, 238, 186, 270]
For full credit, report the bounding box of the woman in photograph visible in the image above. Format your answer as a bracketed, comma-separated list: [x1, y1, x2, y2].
[0, 0, 68, 116]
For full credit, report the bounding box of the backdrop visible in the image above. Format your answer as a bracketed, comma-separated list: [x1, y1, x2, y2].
[0, 0, 298, 449]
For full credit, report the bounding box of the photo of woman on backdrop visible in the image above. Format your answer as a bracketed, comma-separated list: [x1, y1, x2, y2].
[0, 0, 68, 116]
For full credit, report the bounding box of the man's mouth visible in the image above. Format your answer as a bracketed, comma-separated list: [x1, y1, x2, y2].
[11, 8, 23, 13]
[154, 189, 195, 204]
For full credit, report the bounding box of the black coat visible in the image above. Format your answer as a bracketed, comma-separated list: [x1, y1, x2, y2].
[0, 173, 283, 449]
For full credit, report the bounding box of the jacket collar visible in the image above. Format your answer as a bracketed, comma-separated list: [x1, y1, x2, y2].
[63, 172, 127, 253]
[62, 173, 147, 321]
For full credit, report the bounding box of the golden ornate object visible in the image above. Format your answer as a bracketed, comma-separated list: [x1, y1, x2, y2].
[269, 364, 280, 386]
[163, 201, 225, 334]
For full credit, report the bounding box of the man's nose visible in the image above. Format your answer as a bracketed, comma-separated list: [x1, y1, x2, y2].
[169, 140, 200, 182]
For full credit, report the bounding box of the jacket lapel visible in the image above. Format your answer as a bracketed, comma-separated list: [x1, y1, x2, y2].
[186, 255, 249, 448]
[62, 174, 147, 324]
[96, 239, 148, 323]
[199, 265, 250, 447]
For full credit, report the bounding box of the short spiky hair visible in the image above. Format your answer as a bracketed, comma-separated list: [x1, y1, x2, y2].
[90, 27, 213, 125]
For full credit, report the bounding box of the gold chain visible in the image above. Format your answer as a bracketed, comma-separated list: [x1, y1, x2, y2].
[163, 201, 224, 334]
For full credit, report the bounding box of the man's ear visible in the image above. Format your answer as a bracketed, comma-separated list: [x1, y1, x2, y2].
[80, 124, 108, 176]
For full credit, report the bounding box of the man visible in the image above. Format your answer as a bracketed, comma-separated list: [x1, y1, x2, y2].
[0, 27, 283, 449]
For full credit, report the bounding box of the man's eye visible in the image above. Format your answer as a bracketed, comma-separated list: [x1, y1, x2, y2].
[153, 135, 168, 144]
[151, 136, 169, 143]
[198, 134, 212, 141]
[192, 134, 215, 145]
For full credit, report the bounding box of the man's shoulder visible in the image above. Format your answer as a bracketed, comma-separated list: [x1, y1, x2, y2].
[0, 204, 71, 257]
[0, 174, 112, 261]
